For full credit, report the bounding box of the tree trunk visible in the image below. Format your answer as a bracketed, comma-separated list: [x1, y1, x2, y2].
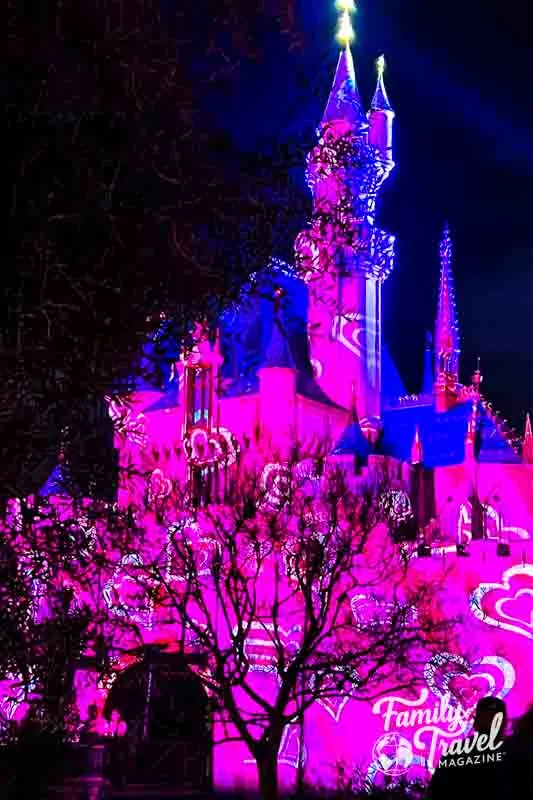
[257, 747, 279, 800]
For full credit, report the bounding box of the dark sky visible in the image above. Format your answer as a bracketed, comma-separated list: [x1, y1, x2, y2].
[200, 0, 533, 428]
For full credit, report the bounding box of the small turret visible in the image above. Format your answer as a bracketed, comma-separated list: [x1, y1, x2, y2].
[368, 55, 394, 170]
[465, 401, 478, 461]
[434, 223, 461, 411]
[471, 357, 483, 397]
[523, 413, 533, 463]
[182, 322, 220, 435]
[411, 426, 423, 465]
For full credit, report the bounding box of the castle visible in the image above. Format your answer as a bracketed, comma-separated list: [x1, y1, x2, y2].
[21, 4, 533, 792]
[91, 22, 533, 550]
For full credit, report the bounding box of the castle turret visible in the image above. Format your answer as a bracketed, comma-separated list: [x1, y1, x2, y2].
[465, 402, 477, 462]
[523, 413, 533, 463]
[411, 426, 423, 465]
[434, 224, 460, 412]
[295, 2, 395, 442]
[182, 322, 221, 436]
[258, 292, 297, 455]
[368, 56, 394, 172]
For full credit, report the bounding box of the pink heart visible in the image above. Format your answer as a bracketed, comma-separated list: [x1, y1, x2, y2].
[448, 675, 494, 710]
[425, 652, 515, 709]
[470, 564, 533, 640]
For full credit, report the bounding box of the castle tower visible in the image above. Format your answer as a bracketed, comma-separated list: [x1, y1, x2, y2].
[434, 224, 460, 412]
[182, 323, 221, 437]
[295, 4, 395, 441]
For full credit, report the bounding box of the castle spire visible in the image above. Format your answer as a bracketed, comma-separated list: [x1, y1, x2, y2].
[322, 2, 367, 130]
[434, 223, 460, 410]
[523, 413, 533, 463]
[368, 55, 394, 171]
[371, 55, 393, 112]
[411, 425, 423, 465]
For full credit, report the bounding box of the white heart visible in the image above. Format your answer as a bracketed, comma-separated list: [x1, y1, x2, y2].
[495, 589, 533, 630]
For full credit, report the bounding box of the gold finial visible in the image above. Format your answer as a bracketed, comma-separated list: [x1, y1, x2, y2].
[376, 54, 386, 77]
[336, 0, 356, 47]
[336, 0, 355, 10]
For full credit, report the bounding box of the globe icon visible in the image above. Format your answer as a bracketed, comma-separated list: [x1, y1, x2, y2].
[372, 732, 413, 777]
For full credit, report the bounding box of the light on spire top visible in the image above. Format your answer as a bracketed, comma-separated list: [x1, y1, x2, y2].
[376, 54, 386, 77]
[336, 0, 356, 47]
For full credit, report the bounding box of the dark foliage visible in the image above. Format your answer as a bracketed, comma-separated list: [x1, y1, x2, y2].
[3, 0, 305, 497]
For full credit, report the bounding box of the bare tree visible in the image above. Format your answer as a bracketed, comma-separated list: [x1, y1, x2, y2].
[121, 452, 453, 800]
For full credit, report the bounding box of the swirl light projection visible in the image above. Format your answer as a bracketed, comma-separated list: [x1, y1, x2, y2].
[184, 426, 239, 468]
[103, 553, 153, 629]
[106, 396, 147, 449]
[379, 489, 413, 524]
[147, 468, 173, 504]
[259, 463, 292, 508]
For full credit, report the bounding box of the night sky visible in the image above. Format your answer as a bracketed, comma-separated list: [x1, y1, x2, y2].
[199, 0, 533, 429]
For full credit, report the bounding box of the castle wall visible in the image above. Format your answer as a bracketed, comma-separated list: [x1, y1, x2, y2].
[295, 396, 348, 449]
[211, 542, 533, 792]
[434, 463, 533, 543]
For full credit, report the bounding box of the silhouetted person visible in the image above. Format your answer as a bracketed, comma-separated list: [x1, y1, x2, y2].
[427, 697, 507, 800]
[79, 703, 100, 743]
[504, 704, 533, 800]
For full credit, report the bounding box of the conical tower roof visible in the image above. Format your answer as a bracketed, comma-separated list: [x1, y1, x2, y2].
[435, 223, 460, 366]
[370, 55, 393, 112]
[321, 45, 368, 130]
[261, 318, 295, 370]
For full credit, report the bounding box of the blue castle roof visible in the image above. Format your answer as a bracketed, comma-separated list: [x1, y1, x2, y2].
[331, 421, 370, 458]
[381, 400, 520, 467]
[130, 261, 520, 467]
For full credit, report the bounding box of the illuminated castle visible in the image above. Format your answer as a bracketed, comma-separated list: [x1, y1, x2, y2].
[88, 6, 533, 549]
[21, 4, 533, 793]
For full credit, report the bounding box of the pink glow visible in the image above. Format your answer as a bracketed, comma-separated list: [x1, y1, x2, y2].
[4, 41, 533, 800]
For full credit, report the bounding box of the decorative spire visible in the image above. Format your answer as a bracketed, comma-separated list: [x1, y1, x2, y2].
[472, 357, 483, 395]
[465, 400, 478, 459]
[421, 332, 433, 396]
[322, 2, 367, 129]
[434, 223, 460, 387]
[411, 426, 423, 465]
[350, 381, 359, 422]
[371, 55, 393, 112]
[523, 413, 533, 463]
